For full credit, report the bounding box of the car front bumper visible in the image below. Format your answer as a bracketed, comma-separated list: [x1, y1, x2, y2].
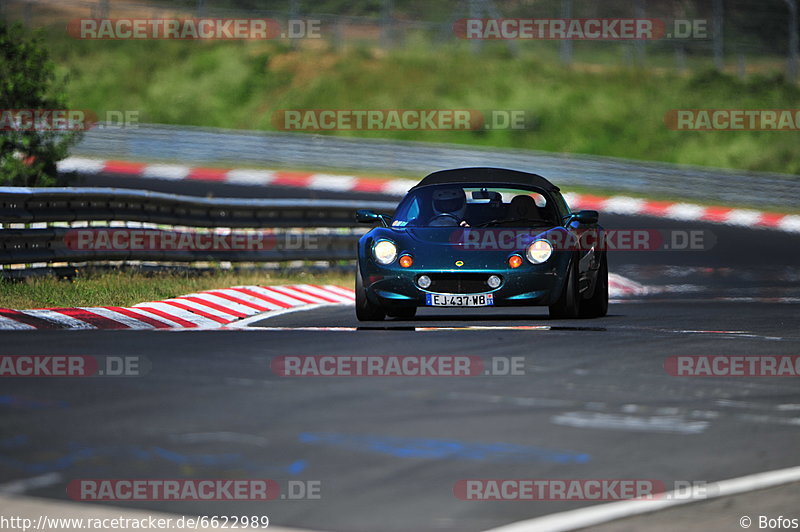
[361, 264, 565, 309]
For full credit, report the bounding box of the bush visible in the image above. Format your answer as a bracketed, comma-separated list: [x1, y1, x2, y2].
[0, 23, 81, 186]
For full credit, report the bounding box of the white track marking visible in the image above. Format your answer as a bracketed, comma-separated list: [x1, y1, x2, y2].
[56, 157, 105, 174]
[130, 302, 221, 327]
[141, 164, 190, 180]
[120, 307, 184, 328]
[161, 298, 242, 321]
[382, 178, 418, 196]
[665, 203, 707, 220]
[608, 273, 651, 297]
[725, 209, 763, 226]
[19, 310, 95, 329]
[561, 192, 581, 206]
[191, 291, 269, 315]
[295, 284, 356, 304]
[308, 174, 356, 191]
[209, 288, 284, 310]
[0, 315, 35, 330]
[224, 288, 298, 309]
[481, 465, 800, 532]
[318, 285, 357, 300]
[225, 169, 276, 185]
[148, 293, 258, 317]
[735, 413, 800, 426]
[0, 473, 62, 495]
[80, 307, 155, 329]
[551, 411, 709, 434]
[601, 196, 645, 215]
[269, 285, 338, 304]
[242, 286, 311, 306]
[778, 215, 800, 232]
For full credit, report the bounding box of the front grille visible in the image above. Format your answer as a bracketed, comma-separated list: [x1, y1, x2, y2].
[423, 273, 497, 294]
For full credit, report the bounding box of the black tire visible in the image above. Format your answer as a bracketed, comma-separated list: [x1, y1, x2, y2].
[549, 257, 580, 319]
[387, 307, 417, 319]
[579, 253, 608, 318]
[355, 267, 385, 321]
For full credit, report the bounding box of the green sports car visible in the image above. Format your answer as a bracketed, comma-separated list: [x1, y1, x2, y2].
[355, 167, 608, 321]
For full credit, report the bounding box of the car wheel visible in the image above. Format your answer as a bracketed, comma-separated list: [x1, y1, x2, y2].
[579, 253, 608, 318]
[387, 307, 416, 319]
[356, 267, 386, 321]
[549, 257, 580, 319]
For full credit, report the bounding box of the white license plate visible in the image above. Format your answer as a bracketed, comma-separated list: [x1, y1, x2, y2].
[425, 293, 494, 307]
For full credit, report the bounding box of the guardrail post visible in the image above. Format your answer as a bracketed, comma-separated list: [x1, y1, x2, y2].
[560, 0, 573, 66]
[23, 0, 32, 26]
[467, 0, 482, 54]
[712, 0, 724, 70]
[380, 0, 394, 49]
[289, 0, 300, 49]
[633, 0, 646, 67]
[675, 45, 686, 73]
[786, 0, 799, 82]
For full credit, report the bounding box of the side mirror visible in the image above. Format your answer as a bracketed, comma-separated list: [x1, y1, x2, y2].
[356, 209, 390, 226]
[572, 210, 599, 225]
[356, 209, 381, 223]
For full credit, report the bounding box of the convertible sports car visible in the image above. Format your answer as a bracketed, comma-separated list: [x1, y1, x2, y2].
[355, 167, 608, 320]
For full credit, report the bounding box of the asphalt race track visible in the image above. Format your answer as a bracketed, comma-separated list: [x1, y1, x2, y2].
[0, 174, 798, 531]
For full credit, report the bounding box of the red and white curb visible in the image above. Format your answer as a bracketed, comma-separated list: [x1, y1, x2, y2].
[0, 284, 355, 330]
[58, 157, 800, 232]
[0, 276, 653, 330]
[608, 273, 651, 297]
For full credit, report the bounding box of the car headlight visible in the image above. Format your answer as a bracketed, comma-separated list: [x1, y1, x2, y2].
[526, 239, 553, 264]
[372, 240, 398, 265]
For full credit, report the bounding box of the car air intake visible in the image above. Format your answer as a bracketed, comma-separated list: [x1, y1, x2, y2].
[424, 273, 498, 294]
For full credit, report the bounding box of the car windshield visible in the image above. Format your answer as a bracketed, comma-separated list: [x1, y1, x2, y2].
[391, 184, 557, 228]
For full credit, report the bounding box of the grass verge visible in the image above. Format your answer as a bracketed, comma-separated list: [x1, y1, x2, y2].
[41, 29, 800, 176]
[0, 269, 354, 309]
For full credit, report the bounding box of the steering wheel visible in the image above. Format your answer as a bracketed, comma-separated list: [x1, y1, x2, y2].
[428, 213, 462, 227]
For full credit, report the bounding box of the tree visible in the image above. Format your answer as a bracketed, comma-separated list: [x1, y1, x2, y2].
[0, 23, 82, 186]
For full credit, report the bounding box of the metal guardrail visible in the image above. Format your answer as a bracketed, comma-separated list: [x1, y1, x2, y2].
[0, 187, 397, 266]
[72, 124, 800, 209]
[0, 187, 396, 227]
[0, 227, 360, 265]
